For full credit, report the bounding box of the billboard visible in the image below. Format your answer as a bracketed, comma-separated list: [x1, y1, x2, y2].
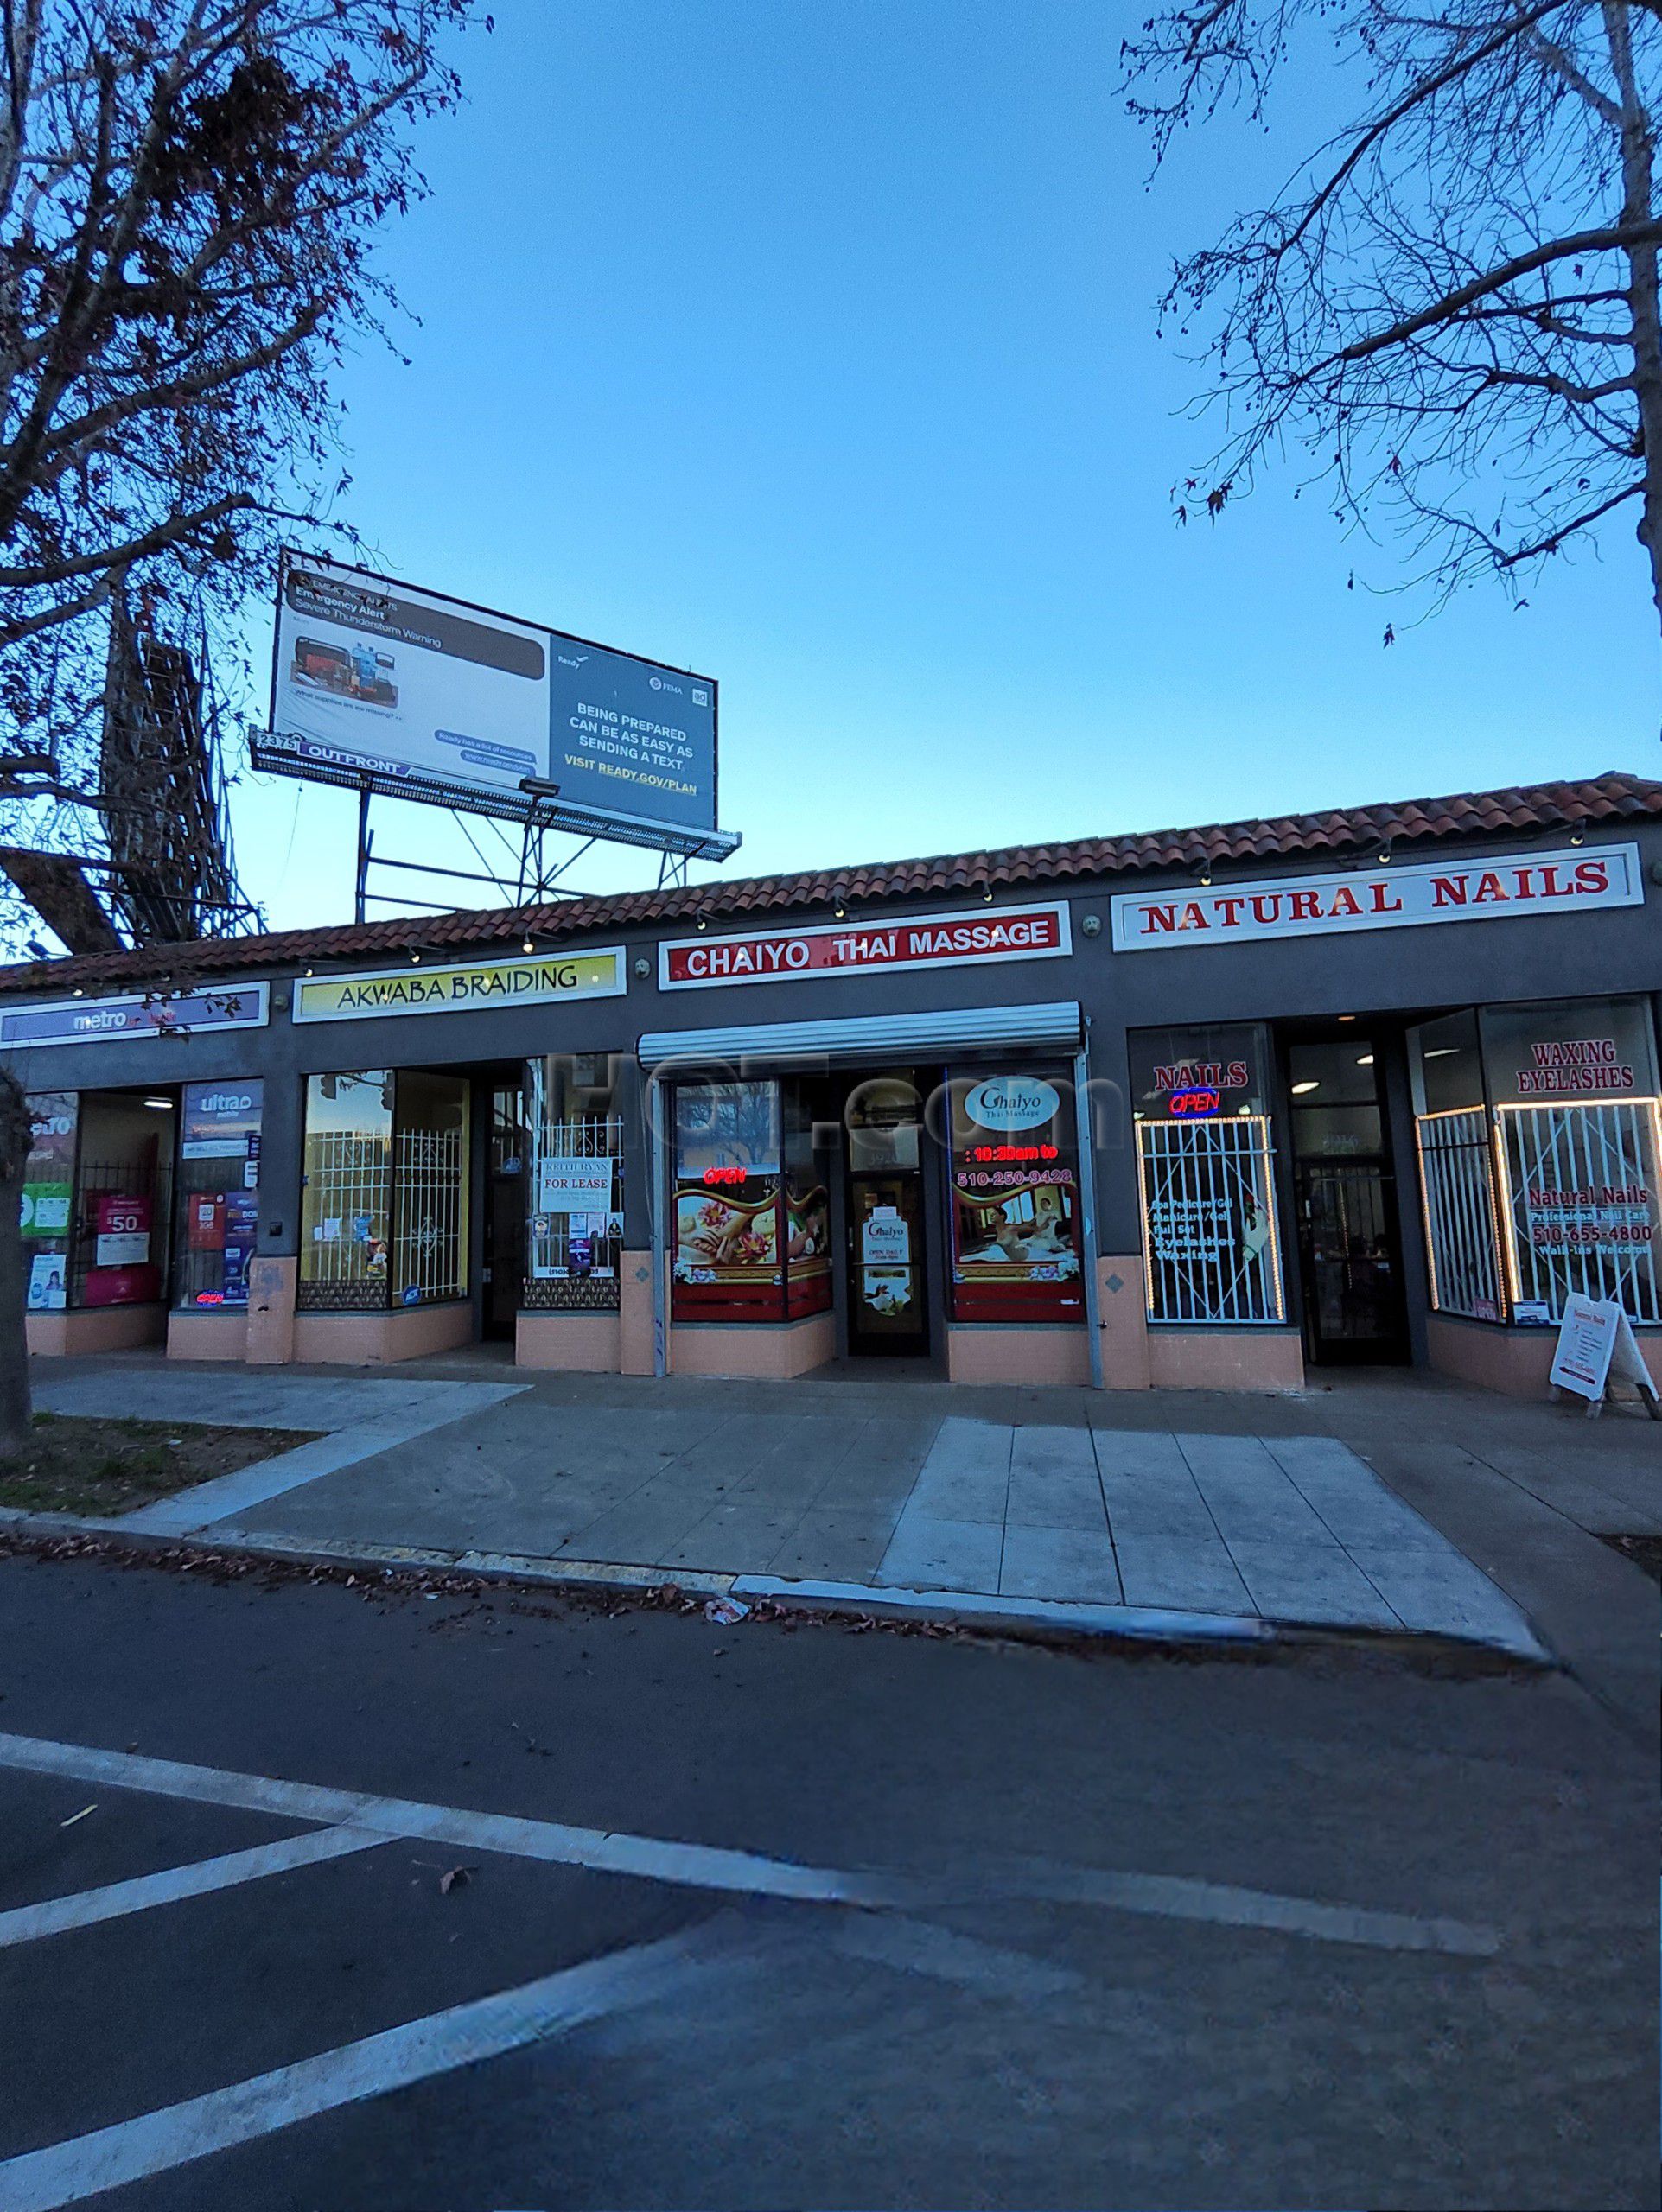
[267, 555, 725, 848]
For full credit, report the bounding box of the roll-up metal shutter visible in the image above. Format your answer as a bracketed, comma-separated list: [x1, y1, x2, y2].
[637, 1000, 1082, 1069]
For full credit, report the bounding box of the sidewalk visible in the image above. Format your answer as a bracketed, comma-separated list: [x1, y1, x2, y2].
[20, 1354, 1654, 1673]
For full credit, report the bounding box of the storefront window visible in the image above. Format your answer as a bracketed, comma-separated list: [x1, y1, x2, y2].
[672, 1079, 785, 1320]
[525, 1053, 624, 1312]
[1483, 998, 1661, 1325]
[1410, 1013, 1505, 1323]
[948, 1068, 1084, 1324]
[21, 1092, 77, 1314]
[1130, 1026, 1284, 1325]
[783, 1084, 831, 1319]
[69, 1091, 174, 1308]
[299, 1071, 393, 1310]
[174, 1083, 262, 1312]
[299, 1069, 471, 1311]
[1410, 1000, 1662, 1326]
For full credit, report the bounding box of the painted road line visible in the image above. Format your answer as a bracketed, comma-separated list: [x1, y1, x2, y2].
[952, 1856, 1500, 1958]
[0, 1730, 1501, 1958]
[0, 1732, 888, 1907]
[0, 1920, 756, 2212]
[0, 1826, 385, 1950]
[831, 1913, 1085, 2000]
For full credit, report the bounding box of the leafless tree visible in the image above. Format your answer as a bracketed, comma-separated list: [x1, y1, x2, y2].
[0, 1066, 34, 1452]
[1123, 3, 1662, 635]
[0, 0, 475, 929]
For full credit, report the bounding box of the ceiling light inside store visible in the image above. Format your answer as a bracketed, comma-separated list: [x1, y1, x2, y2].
[143, 1097, 173, 1109]
[1291, 1079, 1320, 1095]
[1424, 1047, 1461, 1058]
[1356, 1054, 1374, 1066]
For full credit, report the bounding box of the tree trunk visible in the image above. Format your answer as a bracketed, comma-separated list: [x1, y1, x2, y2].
[1604, 3, 1662, 633]
[0, 1071, 35, 1457]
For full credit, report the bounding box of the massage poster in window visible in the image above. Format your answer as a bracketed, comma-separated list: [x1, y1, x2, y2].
[948, 1070, 1083, 1322]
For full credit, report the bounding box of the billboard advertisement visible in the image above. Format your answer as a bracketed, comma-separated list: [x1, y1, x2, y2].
[270, 555, 720, 842]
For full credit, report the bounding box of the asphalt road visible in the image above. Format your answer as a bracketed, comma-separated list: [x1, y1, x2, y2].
[0, 1543, 1654, 2211]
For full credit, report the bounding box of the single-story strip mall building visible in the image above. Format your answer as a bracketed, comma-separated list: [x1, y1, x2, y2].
[4, 769, 1659, 1399]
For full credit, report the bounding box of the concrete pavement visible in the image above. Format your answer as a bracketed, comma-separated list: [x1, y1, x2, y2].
[21, 1357, 1563, 1659]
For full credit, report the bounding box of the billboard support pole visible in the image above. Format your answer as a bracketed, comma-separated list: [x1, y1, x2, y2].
[353, 784, 373, 926]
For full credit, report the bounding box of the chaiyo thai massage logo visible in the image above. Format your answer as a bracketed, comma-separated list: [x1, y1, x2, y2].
[964, 1077, 1060, 1132]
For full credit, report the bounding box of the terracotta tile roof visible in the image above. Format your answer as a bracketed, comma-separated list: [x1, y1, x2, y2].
[0, 768, 1655, 999]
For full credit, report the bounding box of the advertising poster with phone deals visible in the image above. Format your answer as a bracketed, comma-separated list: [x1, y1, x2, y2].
[94, 1193, 151, 1268]
[21, 1092, 75, 1239]
[182, 1083, 263, 1162]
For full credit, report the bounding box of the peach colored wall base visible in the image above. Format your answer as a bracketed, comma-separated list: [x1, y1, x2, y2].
[26, 1304, 166, 1357]
[246, 1256, 296, 1367]
[516, 1312, 621, 1373]
[291, 1300, 474, 1367]
[1147, 1328, 1307, 1392]
[1427, 1313, 1662, 1399]
[670, 1311, 836, 1379]
[1096, 1254, 1151, 1390]
[167, 1313, 250, 1363]
[946, 1326, 1091, 1389]
[619, 1249, 656, 1376]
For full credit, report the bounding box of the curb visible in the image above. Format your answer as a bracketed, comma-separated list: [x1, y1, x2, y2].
[731, 1574, 1553, 1666]
[0, 1505, 1555, 1668]
[0, 1507, 736, 1600]
[731, 1574, 1277, 1648]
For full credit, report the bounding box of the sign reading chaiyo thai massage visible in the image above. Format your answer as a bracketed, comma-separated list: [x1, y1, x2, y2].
[293, 948, 627, 1024]
[0, 983, 270, 1049]
[1110, 844, 1643, 951]
[660, 903, 1072, 989]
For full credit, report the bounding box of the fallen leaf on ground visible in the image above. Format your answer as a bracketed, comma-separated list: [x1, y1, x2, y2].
[438, 1865, 477, 1894]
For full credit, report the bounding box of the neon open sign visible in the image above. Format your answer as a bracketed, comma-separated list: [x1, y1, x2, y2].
[1169, 1087, 1222, 1118]
[702, 1166, 748, 1186]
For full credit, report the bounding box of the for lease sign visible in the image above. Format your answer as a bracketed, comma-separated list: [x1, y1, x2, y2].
[1110, 844, 1642, 951]
[659, 903, 1071, 990]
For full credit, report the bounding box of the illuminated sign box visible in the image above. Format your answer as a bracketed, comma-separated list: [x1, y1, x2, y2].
[660, 903, 1073, 990]
[0, 985, 270, 1049]
[1111, 845, 1642, 951]
[293, 950, 626, 1023]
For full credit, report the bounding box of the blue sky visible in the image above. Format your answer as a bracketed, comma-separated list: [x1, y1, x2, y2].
[235, 1, 1659, 929]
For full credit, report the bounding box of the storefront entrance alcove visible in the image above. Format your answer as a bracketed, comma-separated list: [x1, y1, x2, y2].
[1284, 1033, 1410, 1365]
[297, 1059, 544, 1357]
[646, 1002, 1096, 1386]
[844, 1071, 931, 1357]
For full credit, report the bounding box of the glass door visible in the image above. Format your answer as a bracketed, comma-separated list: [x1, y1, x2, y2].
[845, 1071, 927, 1355]
[849, 1172, 927, 1353]
[484, 1082, 526, 1340]
[1287, 1037, 1409, 1363]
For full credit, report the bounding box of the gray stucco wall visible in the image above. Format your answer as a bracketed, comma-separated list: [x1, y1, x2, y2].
[3, 820, 1659, 1328]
